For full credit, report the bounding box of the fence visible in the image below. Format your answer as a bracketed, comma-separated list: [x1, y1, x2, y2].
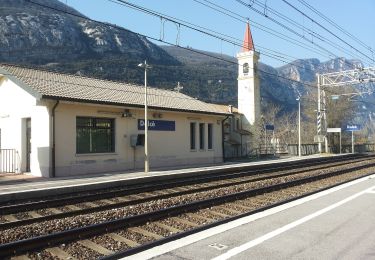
[0, 149, 18, 173]
[332, 143, 375, 154]
[288, 144, 319, 156]
[226, 142, 375, 160]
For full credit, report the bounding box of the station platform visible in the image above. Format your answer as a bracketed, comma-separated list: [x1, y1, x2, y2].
[0, 154, 338, 203]
[133, 172, 375, 260]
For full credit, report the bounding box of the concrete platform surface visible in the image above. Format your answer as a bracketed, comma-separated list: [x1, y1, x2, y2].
[128, 173, 375, 260]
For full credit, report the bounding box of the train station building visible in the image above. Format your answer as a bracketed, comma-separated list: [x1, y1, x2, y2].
[0, 23, 260, 178]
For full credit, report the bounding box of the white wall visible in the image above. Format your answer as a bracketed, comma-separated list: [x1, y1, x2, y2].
[0, 77, 51, 177]
[0, 77, 226, 177]
[55, 102, 224, 177]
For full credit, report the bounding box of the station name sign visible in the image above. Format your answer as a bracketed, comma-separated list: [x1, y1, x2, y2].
[138, 119, 176, 131]
[344, 124, 361, 131]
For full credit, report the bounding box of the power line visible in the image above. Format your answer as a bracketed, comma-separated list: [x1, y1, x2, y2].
[192, 0, 331, 59]
[232, 0, 358, 67]
[24, 0, 350, 75]
[110, 0, 307, 67]
[21, 0, 370, 104]
[111, 0, 363, 77]
[233, 0, 373, 68]
[250, 0, 371, 65]
[197, 0, 371, 70]
[111, 0, 299, 62]
[297, 0, 373, 53]
[281, 0, 374, 64]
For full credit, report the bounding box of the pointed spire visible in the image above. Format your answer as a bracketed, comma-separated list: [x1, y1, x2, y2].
[241, 22, 255, 52]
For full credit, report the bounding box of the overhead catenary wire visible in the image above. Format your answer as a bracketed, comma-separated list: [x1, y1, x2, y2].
[110, 0, 361, 75]
[23, 0, 321, 73]
[233, 0, 347, 63]
[233, 0, 371, 68]
[194, 0, 372, 71]
[110, 0, 299, 62]
[21, 0, 372, 106]
[250, 0, 372, 66]
[297, 0, 373, 53]
[191, 0, 331, 59]
[109, 0, 307, 68]
[281, 0, 375, 64]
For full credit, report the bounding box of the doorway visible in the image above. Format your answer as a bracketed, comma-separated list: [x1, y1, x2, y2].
[26, 118, 31, 172]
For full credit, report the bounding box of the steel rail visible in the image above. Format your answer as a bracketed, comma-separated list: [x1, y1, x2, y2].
[1, 156, 369, 229]
[1, 160, 374, 258]
[0, 154, 366, 213]
[104, 170, 375, 259]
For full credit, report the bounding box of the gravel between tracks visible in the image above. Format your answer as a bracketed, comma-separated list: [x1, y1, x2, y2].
[1, 160, 374, 246]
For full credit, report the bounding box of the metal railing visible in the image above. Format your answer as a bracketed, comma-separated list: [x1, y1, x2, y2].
[288, 144, 319, 156]
[0, 149, 18, 173]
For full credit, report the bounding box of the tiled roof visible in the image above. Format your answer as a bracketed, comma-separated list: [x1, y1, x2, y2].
[0, 64, 233, 115]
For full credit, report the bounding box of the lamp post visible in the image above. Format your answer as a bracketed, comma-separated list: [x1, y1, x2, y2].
[296, 97, 301, 157]
[138, 60, 152, 173]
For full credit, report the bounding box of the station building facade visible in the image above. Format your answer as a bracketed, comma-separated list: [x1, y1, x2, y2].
[0, 22, 260, 178]
[0, 64, 232, 177]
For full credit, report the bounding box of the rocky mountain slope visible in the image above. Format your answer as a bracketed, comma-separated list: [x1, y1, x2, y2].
[0, 0, 177, 65]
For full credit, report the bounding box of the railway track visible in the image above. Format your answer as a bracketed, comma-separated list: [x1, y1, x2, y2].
[0, 155, 370, 229]
[0, 154, 366, 208]
[1, 155, 375, 259]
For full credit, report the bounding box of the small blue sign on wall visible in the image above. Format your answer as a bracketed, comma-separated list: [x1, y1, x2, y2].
[265, 124, 275, 130]
[343, 124, 361, 131]
[138, 119, 176, 131]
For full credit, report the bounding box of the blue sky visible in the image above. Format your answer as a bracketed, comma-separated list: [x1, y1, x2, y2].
[59, 0, 375, 68]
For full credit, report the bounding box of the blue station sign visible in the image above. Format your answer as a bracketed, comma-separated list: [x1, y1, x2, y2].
[138, 119, 176, 131]
[265, 124, 275, 131]
[344, 124, 361, 131]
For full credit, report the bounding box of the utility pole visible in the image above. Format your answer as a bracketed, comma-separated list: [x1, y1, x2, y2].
[318, 66, 375, 155]
[317, 74, 322, 153]
[297, 97, 301, 157]
[138, 60, 152, 173]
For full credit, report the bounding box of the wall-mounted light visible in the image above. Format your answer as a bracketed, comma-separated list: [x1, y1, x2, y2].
[122, 109, 133, 118]
[97, 110, 122, 116]
[152, 112, 162, 118]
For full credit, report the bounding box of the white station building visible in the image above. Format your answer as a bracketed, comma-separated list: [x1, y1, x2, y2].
[0, 23, 260, 178]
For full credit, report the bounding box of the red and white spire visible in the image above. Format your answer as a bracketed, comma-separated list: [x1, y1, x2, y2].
[241, 22, 255, 52]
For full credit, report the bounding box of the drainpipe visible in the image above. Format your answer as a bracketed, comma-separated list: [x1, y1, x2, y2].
[51, 100, 59, 178]
[221, 115, 230, 162]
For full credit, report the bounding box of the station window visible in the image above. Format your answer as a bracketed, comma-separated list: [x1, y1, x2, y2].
[199, 123, 205, 150]
[76, 117, 115, 154]
[208, 124, 213, 150]
[190, 122, 196, 150]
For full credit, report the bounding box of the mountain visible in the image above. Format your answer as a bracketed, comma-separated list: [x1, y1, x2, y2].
[0, 0, 371, 117]
[0, 0, 178, 65]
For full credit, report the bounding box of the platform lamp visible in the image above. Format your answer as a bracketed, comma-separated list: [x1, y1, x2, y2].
[296, 96, 301, 157]
[138, 60, 152, 173]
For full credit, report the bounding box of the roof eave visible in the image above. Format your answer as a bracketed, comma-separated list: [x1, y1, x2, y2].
[0, 67, 42, 100]
[42, 95, 232, 117]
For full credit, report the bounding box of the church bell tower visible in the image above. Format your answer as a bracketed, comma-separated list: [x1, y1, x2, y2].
[237, 22, 260, 127]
